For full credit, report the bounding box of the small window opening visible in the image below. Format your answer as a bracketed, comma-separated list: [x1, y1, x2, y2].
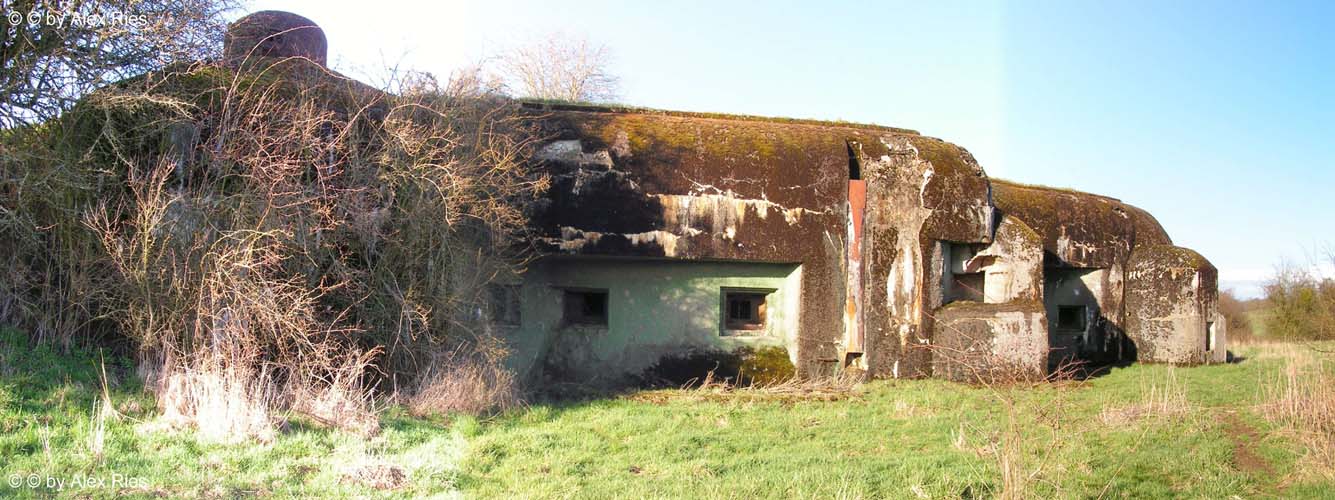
[563, 289, 608, 326]
[723, 290, 771, 332]
[1206, 322, 1216, 351]
[1056, 305, 1087, 331]
[488, 284, 521, 326]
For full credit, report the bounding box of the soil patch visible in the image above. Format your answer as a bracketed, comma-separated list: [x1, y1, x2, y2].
[1222, 411, 1273, 475]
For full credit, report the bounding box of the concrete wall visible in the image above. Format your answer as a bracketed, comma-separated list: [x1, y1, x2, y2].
[972, 215, 1044, 304]
[528, 108, 1001, 379]
[856, 136, 994, 379]
[931, 301, 1048, 383]
[528, 110, 855, 377]
[1125, 245, 1223, 364]
[1043, 267, 1127, 364]
[503, 257, 802, 384]
[929, 215, 1047, 381]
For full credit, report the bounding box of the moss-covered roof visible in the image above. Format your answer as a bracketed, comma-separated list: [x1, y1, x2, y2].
[991, 178, 1171, 268]
[529, 107, 994, 207]
[1130, 244, 1216, 272]
[530, 107, 998, 252]
[520, 101, 920, 135]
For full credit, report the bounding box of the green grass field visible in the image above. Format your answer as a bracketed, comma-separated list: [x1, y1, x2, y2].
[2, 326, 1332, 498]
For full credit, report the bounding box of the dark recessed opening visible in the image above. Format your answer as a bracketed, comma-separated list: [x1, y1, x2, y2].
[846, 141, 862, 180]
[563, 289, 608, 325]
[723, 290, 770, 331]
[1057, 305, 1087, 331]
[949, 272, 986, 303]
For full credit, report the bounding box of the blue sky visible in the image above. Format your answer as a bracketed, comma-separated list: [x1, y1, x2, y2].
[245, 0, 1334, 297]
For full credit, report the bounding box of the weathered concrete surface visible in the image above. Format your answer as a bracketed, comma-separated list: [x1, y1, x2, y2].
[992, 180, 1171, 268]
[1043, 267, 1128, 365]
[1125, 245, 1222, 364]
[970, 215, 1044, 304]
[928, 216, 1046, 381]
[505, 258, 801, 384]
[526, 105, 997, 378]
[519, 103, 1221, 381]
[931, 301, 1048, 383]
[92, 10, 1231, 388]
[528, 108, 855, 376]
[993, 179, 1175, 366]
[856, 136, 994, 379]
[1209, 312, 1229, 363]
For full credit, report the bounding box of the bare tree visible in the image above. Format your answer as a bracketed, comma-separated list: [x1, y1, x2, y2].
[1218, 288, 1254, 341]
[497, 32, 620, 103]
[0, 0, 237, 128]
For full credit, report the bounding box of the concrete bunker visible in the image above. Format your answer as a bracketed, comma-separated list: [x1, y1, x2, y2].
[93, 10, 1228, 392]
[500, 104, 1225, 385]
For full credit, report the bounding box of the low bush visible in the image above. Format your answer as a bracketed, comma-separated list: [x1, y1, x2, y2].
[1262, 258, 1335, 341]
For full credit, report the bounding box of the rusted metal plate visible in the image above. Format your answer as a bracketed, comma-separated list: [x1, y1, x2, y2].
[845, 179, 866, 354]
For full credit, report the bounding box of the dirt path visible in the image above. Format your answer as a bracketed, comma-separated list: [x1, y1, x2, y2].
[1220, 410, 1273, 476]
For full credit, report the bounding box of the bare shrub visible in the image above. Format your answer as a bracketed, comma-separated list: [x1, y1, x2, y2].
[497, 32, 620, 102]
[949, 387, 1067, 500]
[0, 0, 239, 127]
[1263, 252, 1335, 341]
[2, 54, 546, 439]
[928, 326, 1074, 499]
[289, 348, 383, 436]
[1218, 288, 1254, 342]
[407, 341, 523, 416]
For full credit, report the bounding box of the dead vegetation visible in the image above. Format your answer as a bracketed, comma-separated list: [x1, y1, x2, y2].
[1098, 368, 1193, 426]
[406, 340, 524, 416]
[626, 364, 864, 405]
[0, 0, 239, 128]
[1259, 343, 1335, 480]
[339, 460, 408, 490]
[0, 56, 547, 439]
[1218, 288, 1256, 341]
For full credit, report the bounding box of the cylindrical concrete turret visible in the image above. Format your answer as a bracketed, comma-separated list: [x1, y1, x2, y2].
[224, 11, 327, 67]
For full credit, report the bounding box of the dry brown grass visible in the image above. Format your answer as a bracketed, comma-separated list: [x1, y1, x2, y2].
[1098, 368, 1194, 426]
[149, 362, 278, 443]
[694, 369, 863, 401]
[406, 342, 524, 416]
[1260, 344, 1335, 480]
[944, 348, 1085, 500]
[622, 369, 866, 406]
[339, 460, 407, 490]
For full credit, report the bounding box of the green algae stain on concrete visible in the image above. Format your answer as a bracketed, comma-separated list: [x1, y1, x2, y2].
[501, 258, 802, 384]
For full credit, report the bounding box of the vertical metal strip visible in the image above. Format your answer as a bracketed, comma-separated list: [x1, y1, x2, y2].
[845, 179, 867, 354]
